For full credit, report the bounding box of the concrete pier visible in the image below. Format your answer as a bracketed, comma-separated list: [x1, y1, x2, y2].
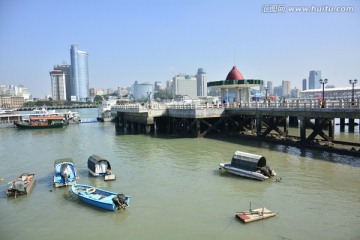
[112, 101, 360, 155]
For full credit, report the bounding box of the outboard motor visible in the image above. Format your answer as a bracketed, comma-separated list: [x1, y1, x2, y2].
[258, 165, 273, 177]
[112, 194, 128, 209]
[60, 163, 70, 183]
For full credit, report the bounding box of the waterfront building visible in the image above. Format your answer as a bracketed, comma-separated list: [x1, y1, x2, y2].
[133, 81, 153, 101]
[267, 81, 273, 96]
[273, 86, 282, 97]
[309, 70, 321, 89]
[107, 88, 114, 95]
[282, 80, 291, 97]
[207, 66, 263, 104]
[0, 96, 25, 108]
[154, 81, 162, 91]
[89, 88, 105, 98]
[165, 79, 173, 94]
[291, 87, 300, 98]
[53, 63, 72, 101]
[302, 78, 307, 91]
[49, 69, 66, 101]
[172, 74, 197, 99]
[0, 85, 31, 101]
[117, 87, 129, 98]
[300, 86, 360, 100]
[70, 44, 89, 102]
[196, 68, 207, 97]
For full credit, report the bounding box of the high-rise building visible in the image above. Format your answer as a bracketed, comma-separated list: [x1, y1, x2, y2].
[172, 74, 197, 98]
[282, 80, 291, 97]
[273, 86, 282, 96]
[309, 70, 321, 89]
[54, 63, 72, 101]
[154, 81, 162, 91]
[302, 78, 307, 91]
[196, 68, 207, 97]
[49, 69, 66, 101]
[267, 81, 273, 95]
[70, 44, 89, 102]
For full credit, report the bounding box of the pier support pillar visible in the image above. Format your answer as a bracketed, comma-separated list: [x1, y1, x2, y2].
[289, 116, 298, 127]
[299, 117, 306, 144]
[349, 118, 355, 132]
[284, 116, 289, 136]
[196, 119, 201, 137]
[328, 119, 334, 141]
[340, 118, 345, 132]
[256, 116, 262, 136]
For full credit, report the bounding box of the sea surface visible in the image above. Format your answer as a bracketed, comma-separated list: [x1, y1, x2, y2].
[0, 108, 359, 240]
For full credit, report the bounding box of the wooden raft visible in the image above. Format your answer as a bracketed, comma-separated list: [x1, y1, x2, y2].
[235, 207, 277, 223]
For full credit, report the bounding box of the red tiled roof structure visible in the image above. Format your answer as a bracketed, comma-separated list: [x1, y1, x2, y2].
[226, 66, 244, 80]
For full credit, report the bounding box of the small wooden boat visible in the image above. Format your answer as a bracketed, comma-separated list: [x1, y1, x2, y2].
[14, 116, 67, 129]
[53, 158, 79, 188]
[7, 173, 36, 197]
[236, 207, 277, 223]
[71, 184, 130, 211]
[219, 151, 276, 181]
[87, 155, 116, 181]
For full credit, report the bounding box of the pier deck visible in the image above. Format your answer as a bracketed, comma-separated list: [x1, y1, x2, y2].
[112, 101, 360, 155]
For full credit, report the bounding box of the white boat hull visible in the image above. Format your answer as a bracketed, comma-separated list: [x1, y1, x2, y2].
[219, 163, 267, 181]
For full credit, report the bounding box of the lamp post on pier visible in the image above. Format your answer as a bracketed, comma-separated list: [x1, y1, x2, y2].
[319, 78, 328, 108]
[264, 87, 269, 107]
[349, 79, 357, 105]
[147, 91, 152, 108]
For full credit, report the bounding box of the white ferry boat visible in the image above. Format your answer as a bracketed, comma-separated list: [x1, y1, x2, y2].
[97, 99, 117, 122]
[0, 108, 82, 128]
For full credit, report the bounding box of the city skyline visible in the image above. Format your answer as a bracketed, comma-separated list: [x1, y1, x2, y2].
[0, 0, 359, 98]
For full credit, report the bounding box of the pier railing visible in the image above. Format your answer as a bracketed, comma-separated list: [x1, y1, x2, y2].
[112, 99, 360, 111]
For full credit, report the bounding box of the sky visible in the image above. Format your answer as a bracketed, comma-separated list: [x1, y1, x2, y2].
[0, 0, 359, 98]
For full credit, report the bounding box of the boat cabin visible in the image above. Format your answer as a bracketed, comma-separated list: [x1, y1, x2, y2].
[29, 116, 66, 126]
[87, 155, 114, 179]
[231, 151, 267, 172]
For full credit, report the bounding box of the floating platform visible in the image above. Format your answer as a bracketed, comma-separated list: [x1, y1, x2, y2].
[104, 174, 116, 181]
[235, 207, 277, 223]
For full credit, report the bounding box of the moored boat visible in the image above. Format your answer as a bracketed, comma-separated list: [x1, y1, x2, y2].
[14, 116, 67, 129]
[71, 184, 130, 211]
[29, 108, 82, 123]
[219, 151, 276, 181]
[53, 158, 79, 188]
[0, 113, 24, 128]
[7, 173, 36, 197]
[235, 207, 277, 223]
[97, 99, 117, 122]
[88, 155, 116, 180]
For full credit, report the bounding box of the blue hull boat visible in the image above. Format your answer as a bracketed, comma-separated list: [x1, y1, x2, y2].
[53, 158, 78, 187]
[71, 184, 130, 211]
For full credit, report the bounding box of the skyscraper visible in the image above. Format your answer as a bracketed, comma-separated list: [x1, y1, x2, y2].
[70, 44, 89, 102]
[54, 63, 72, 101]
[196, 68, 207, 97]
[309, 70, 321, 89]
[282, 80, 291, 97]
[302, 78, 307, 91]
[49, 69, 66, 101]
[267, 81, 273, 95]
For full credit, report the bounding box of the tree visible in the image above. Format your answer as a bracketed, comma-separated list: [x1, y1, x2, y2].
[93, 95, 104, 104]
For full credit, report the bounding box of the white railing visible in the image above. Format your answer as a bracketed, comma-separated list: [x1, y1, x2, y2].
[111, 99, 360, 111]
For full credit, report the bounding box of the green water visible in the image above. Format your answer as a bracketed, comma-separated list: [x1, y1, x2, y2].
[0, 109, 359, 240]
